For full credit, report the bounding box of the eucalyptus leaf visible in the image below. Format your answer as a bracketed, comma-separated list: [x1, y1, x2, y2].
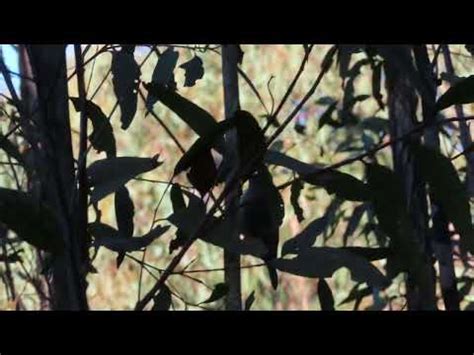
[271, 247, 390, 288]
[88, 156, 162, 203]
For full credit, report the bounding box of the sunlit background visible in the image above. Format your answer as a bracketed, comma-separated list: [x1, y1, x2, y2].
[0, 45, 473, 310]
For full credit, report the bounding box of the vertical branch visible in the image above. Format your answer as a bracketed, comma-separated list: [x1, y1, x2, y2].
[381, 45, 436, 310]
[27, 45, 88, 310]
[73, 44, 90, 303]
[221, 44, 242, 310]
[414, 45, 460, 310]
[442, 45, 474, 196]
[18, 45, 51, 310]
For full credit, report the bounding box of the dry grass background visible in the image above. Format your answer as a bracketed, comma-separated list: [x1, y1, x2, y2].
[1, 45, 474, 310]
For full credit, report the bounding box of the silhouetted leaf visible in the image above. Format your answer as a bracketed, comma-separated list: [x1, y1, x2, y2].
[0, 188, 63, 253]
[146, 47, 179, 110]
[88, 156, 162, 203]
[302, 169, 370, 202]
[271, 247, 389, 288]
[341, 247, 391, 261]
[88, 222, 118, 240]
[244, 291, 256, 310]
[343, 205, 366, 246]
[265, 150, 324, 175]
[111, 49, 140, 129]
[440, 72, 463, 86]
[337, 46, 362, 78]
[436, 75, 474, 112]
[70, 97, 116, 157]
[144, 82, 218, 138]
[0, 135, 25, 166]
[465, 45, 474, 56]
[318, 279, 335, 310]
[414, 145, 474, 253]
[290, 180, 305, 222]
[281, 216, 328, 256]
[318, 101, 341, 129]
[360, 117, 388, 136]
[315, 96, 337, 106]
[169, 185, 187, 253]
[200, 283, 228, 304]
[115, 186, 134, 268]
[179, 56, 204, 87]
[152, 284, 172, 311]
[92, 224, 169, 252]
[338, 284, 372, 306]
[115, 186, 134, 239]
[372, 61, 385, 110]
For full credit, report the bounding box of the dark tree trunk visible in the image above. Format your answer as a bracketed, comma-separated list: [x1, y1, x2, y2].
[222, 44, 242, 310]
[413, 45, 460, 310]
[26, 45, 88, 310]
[381, 45, 437, 310]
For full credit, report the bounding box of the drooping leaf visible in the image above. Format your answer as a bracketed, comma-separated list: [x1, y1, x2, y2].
[115, 186, 134, 239]
[111, 48, 140, 129]
[318, 279, 335, 310]
[414, 144, 474, 253]
[87, 156, 162, 204]
[337, 45, 363, 79]
[340, 247, 391, 261]
[290, 180, 305, 222]
[343, 204, 367, 245]
[338, 284, 372, 306]
[144, 82, 218, 138]
[436, 75, 474, 112]
[179, 56, 205, 87]
[70, 97, 116, 157]
[114, 186, 134, 268]
[318, 101, 341, 129]
[244, 291, 256, 310]
[372, 61, 385, 110]
[265, 150, 324, 175]
[0, 188, 63, 253]
[302, 169, 371, 202]
[340, 94, 370, 125]
[272, 247, 389, 289]
[465, 45, 474, 56]
[169, 185, 187, 253]
[92, 224, 169, 252]
[0, 135, 25, 166]
[200, 283, 229, 304]
[281, 216, 328, 256]
[152, 284, 172, 311]
[88, 222, 118, 240]
[146, 47, 179, 110]
[359, 117, 388, 137]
